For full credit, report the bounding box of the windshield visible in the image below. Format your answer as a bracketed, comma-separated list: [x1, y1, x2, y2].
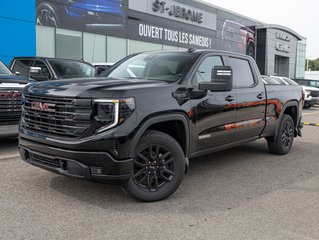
[0, 61, 13, 76]
[272, 77, 287, 85]
[48, 59, 95, 79]
[261, 76, 281, 85]
[281, 77, 299, 85]
[309, 80, 319, 88]
[100, 52, 196, 82]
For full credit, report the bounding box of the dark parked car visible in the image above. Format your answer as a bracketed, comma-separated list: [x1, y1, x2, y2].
[10, 57, 96, 81]
[19, 50, 303, 202]
[36, 0, 125, 30]
[294, 78, 319, 88]
[0, 61, 34, 137]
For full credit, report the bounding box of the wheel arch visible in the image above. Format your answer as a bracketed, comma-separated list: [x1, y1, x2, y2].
[129, 113, 190, 159]
[274, 101, 299, 139]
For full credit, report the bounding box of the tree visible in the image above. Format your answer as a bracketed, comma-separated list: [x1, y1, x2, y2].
[306, 58, 319, 71]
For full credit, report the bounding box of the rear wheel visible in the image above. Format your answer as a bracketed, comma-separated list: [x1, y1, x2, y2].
[124, 130, 185, 202]
[267, 114, 294, 155]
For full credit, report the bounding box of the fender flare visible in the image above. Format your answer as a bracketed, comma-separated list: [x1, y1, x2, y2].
[273, 100, 299, 139]
[128, 113, 191, 159]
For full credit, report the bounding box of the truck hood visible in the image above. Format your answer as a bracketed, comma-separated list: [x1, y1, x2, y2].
[24, 78, 171, 98]
[0, 75, 34, 85]
[302, 85, 319, 91]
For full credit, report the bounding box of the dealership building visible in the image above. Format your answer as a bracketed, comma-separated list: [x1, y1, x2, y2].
[0, 0, 306, 78]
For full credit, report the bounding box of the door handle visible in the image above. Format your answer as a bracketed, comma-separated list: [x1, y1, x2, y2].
[257, 93, 264, 99]
[225, 95, 235, 102]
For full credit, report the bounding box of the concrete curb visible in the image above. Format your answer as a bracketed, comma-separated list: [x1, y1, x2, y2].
[302, 122, 319, 127]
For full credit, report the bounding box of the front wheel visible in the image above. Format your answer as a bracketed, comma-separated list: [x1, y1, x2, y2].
[267, 114, 294, 155]
[124, 130, 185, 202]
[36, 3, 60, 28]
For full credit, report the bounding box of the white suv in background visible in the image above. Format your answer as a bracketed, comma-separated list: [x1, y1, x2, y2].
[270, 76, 319, 109]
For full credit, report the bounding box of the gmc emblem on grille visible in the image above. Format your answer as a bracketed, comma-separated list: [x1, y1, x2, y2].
[0, 92, 22, 100]
[31, 102, 55, 112]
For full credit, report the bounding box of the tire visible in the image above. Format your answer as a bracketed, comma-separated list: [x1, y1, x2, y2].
[124, 130, 185, 202]
[267, 114, 294, 155]
[36, 2, 60, 28]
[303, 104, 311, 109]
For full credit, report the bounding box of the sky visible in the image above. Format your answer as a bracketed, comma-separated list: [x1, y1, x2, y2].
[202, 0, 319, 59]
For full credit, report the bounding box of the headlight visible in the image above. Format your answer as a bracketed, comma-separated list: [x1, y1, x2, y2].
[94, 98, 135, 133]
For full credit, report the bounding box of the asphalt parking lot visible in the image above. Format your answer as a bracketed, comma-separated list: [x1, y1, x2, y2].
[1, 107, 319, 240]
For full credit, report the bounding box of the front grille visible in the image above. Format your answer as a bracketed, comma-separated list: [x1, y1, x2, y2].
[0, 90, 22, 123]
[22, 94, 92, 138]
[30, 153, 60, 168]
[310, 91, 319, 97]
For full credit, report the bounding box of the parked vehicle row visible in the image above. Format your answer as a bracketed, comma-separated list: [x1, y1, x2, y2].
[18, 50, 303, 201]
[262, 75, 319, 109]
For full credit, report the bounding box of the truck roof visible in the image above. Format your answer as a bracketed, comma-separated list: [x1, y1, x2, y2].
[11, 57, 93, 66]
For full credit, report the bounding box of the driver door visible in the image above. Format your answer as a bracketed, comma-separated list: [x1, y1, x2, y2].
[190, 55, 237, 153]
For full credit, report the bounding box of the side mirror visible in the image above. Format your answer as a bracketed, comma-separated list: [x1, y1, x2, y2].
[198, 66, 232, 92]
[14, 71, 21, 76]
[30, 66, 41, 74]
[29, 66, 49, 81]
[95, 66, 106, 76]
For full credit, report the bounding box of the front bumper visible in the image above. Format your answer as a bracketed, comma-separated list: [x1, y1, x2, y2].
[0, 124, 18, 138]
[305, 97, 319, 106]
[19, 137, 133, 182]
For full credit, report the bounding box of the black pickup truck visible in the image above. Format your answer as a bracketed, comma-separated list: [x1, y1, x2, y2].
[10, 57, 96, 81]
[0, 61, 33, 138]
[18, 50, 303, 201]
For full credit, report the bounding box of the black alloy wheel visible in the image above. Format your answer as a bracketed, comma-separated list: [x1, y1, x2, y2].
[125, 130, 185, 202]
[133, 144, 175, 192]
[281, 120, 293, 149]
[267, 114, 295, 155]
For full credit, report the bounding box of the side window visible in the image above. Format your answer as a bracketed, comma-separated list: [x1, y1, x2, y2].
[12, 60, 33, 77]
[228, 57, 255, 87]
[193, 56, 223, 85]
[33, 60, 51, 80]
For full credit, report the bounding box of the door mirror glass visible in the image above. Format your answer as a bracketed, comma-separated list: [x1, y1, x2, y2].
[199, 66, 233, 91]
[29, 66, 49, 81]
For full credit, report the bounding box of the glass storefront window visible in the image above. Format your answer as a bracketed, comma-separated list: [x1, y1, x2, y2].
[107, 36, 127, 63]
[36, 25, 55, 57]
[83, 33, 106, 63]
[56, 28, 82, 60]
[128, 40, 162, 55]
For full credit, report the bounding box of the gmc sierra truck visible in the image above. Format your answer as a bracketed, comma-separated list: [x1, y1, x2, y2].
[10, 57, 96, 81]
[0, 61, 33, 137]
[18, 50, 303, 202]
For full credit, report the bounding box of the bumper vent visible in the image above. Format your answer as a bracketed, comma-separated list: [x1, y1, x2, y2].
[310, 91, 319, 97]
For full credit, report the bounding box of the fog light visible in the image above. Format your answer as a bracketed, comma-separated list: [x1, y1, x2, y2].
[91, 167, 103, 175]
